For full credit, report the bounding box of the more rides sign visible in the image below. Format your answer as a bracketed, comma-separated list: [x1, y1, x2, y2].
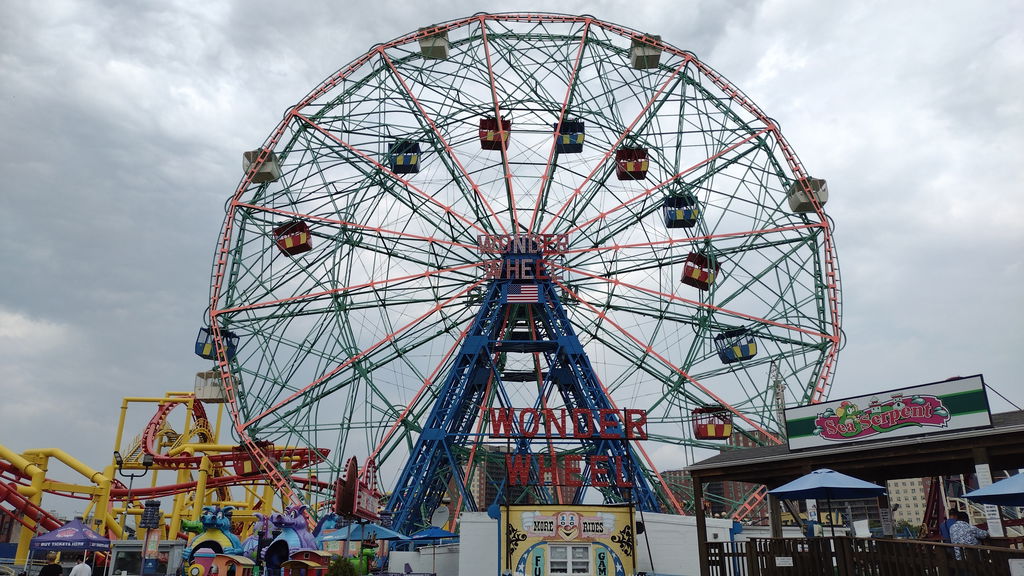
[785, 374, 991, 450]
[502, 504, 635, 576]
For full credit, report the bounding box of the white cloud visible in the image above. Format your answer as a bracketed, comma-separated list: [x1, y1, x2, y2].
[0, 308, 74, 358]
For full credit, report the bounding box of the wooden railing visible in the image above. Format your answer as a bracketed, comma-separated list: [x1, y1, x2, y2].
[706, 536, 1024, 576]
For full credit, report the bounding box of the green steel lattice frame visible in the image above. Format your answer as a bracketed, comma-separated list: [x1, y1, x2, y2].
[205, 13, 841, 519]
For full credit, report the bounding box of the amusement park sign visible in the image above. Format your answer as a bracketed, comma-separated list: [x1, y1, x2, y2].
[478, 233, 568, 281]
[784, 375, 991, 450]
[489, 408, 648, 487]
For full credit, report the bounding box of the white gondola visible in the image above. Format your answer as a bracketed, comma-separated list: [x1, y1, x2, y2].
[630, 35, 661, 69]
[787, 177, 829, 213]
[243, 149, 282, 183]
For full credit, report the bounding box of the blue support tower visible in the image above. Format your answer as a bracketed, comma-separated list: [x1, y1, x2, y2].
[385, 247, 661, 535]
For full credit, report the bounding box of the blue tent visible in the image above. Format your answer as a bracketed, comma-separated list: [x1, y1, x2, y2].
[30, 518, 110, 552]
[965, 472, 1024, 506]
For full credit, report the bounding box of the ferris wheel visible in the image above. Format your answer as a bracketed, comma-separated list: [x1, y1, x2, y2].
[203, 13, 840, 529]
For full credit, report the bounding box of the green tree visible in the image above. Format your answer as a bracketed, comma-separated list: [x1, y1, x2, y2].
[326, 556, 358, 576]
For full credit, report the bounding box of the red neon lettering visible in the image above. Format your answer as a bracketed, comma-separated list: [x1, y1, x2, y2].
[624, 409, 648, 440]
[519, 408, 540, 437]
[506, 454, 532, 486]
[482, 261, 501, 279]
[543, 408, 567, 437]
[589, 455, 610, 487]
[535, 260, 551, 280]
[490, 408, 515, 437]
[614, 456, 631, 487]
[598, 409, 619, 438]
[563, 455, 583, 487]
[572, 409, 595, 438]
[538, 454, 558, 485]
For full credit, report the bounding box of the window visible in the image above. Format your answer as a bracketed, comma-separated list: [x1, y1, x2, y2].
[550, 544, 590, 575]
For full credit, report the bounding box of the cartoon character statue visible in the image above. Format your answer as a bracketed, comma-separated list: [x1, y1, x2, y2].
[312, 513, 344, 548]
[263, 505, 317, 576]
[241, 513, 273, 563]
[182, 506, 245, 576]
[346, 536, 379, 576]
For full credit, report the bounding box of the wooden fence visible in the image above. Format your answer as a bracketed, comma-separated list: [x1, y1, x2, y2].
[706, 536, 1024, 575]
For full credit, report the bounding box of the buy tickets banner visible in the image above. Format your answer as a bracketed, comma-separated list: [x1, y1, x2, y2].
[502, 504, 634, 576]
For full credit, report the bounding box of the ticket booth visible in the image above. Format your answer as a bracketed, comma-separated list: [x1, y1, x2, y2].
[106, 540, 186, 576]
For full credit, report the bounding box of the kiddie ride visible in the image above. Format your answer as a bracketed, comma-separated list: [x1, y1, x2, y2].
[182, 457, 386, 576]
[0, 379, 347, 572]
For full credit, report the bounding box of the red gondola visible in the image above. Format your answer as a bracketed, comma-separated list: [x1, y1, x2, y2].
[681, 252, 720, 290]
[693, 405, 733, 440]
[273, 221, 313, 256]
[479, 117, 511, 150]
[615, 147, 649, 180]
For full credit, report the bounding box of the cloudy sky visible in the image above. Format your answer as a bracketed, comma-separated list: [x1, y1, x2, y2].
[2, 0, 1021, 516]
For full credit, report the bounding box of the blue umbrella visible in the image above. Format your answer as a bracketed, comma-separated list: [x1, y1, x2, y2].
[768, 468, 886, 500]
[410, 526, 457, 571]
[769, 469, 886, 536]
[410, 526, 457, 541]
[321, 522, 409, 542]
[965, 472, 1024, 506]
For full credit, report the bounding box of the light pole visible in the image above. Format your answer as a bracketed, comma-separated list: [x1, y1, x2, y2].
[113, 451, 154, 538]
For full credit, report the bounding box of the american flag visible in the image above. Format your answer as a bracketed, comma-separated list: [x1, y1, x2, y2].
[507, 284, 540, 303]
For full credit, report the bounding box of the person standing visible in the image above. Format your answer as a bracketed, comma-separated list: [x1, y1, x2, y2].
[39, 553, 63, 576]
[940, 509, 959, 542]
[68, 557, 91, 576]
[950, 510, 989, 561]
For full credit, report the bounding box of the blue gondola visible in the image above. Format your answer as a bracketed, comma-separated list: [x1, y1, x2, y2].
[195, 327, 239, 361]
[715, 328, 757, 364]
[663, 194, 700, 228]
[553, 119, 584, 153]
[389, 141, 421, 174]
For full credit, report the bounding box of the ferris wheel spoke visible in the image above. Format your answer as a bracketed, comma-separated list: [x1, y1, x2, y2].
[234, 202, 480, 255]
[239, 282, 482, 428]
[540, 54, 692, 236]
[379, 51, 511, 237]
[256, 327, 454, 437]
[272, 117, 483, 248]
[526, 20, 593, 233]
[290, 112, 490, 240]
[368, 318, 480, 466]
[216, 260, 486, 318]
[477, 18, 521, 231]
[561, 127, 772, 242]
[549, 66, 779, 241]
[558, 281, 781, 442]
[555, 262, 829, 342]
